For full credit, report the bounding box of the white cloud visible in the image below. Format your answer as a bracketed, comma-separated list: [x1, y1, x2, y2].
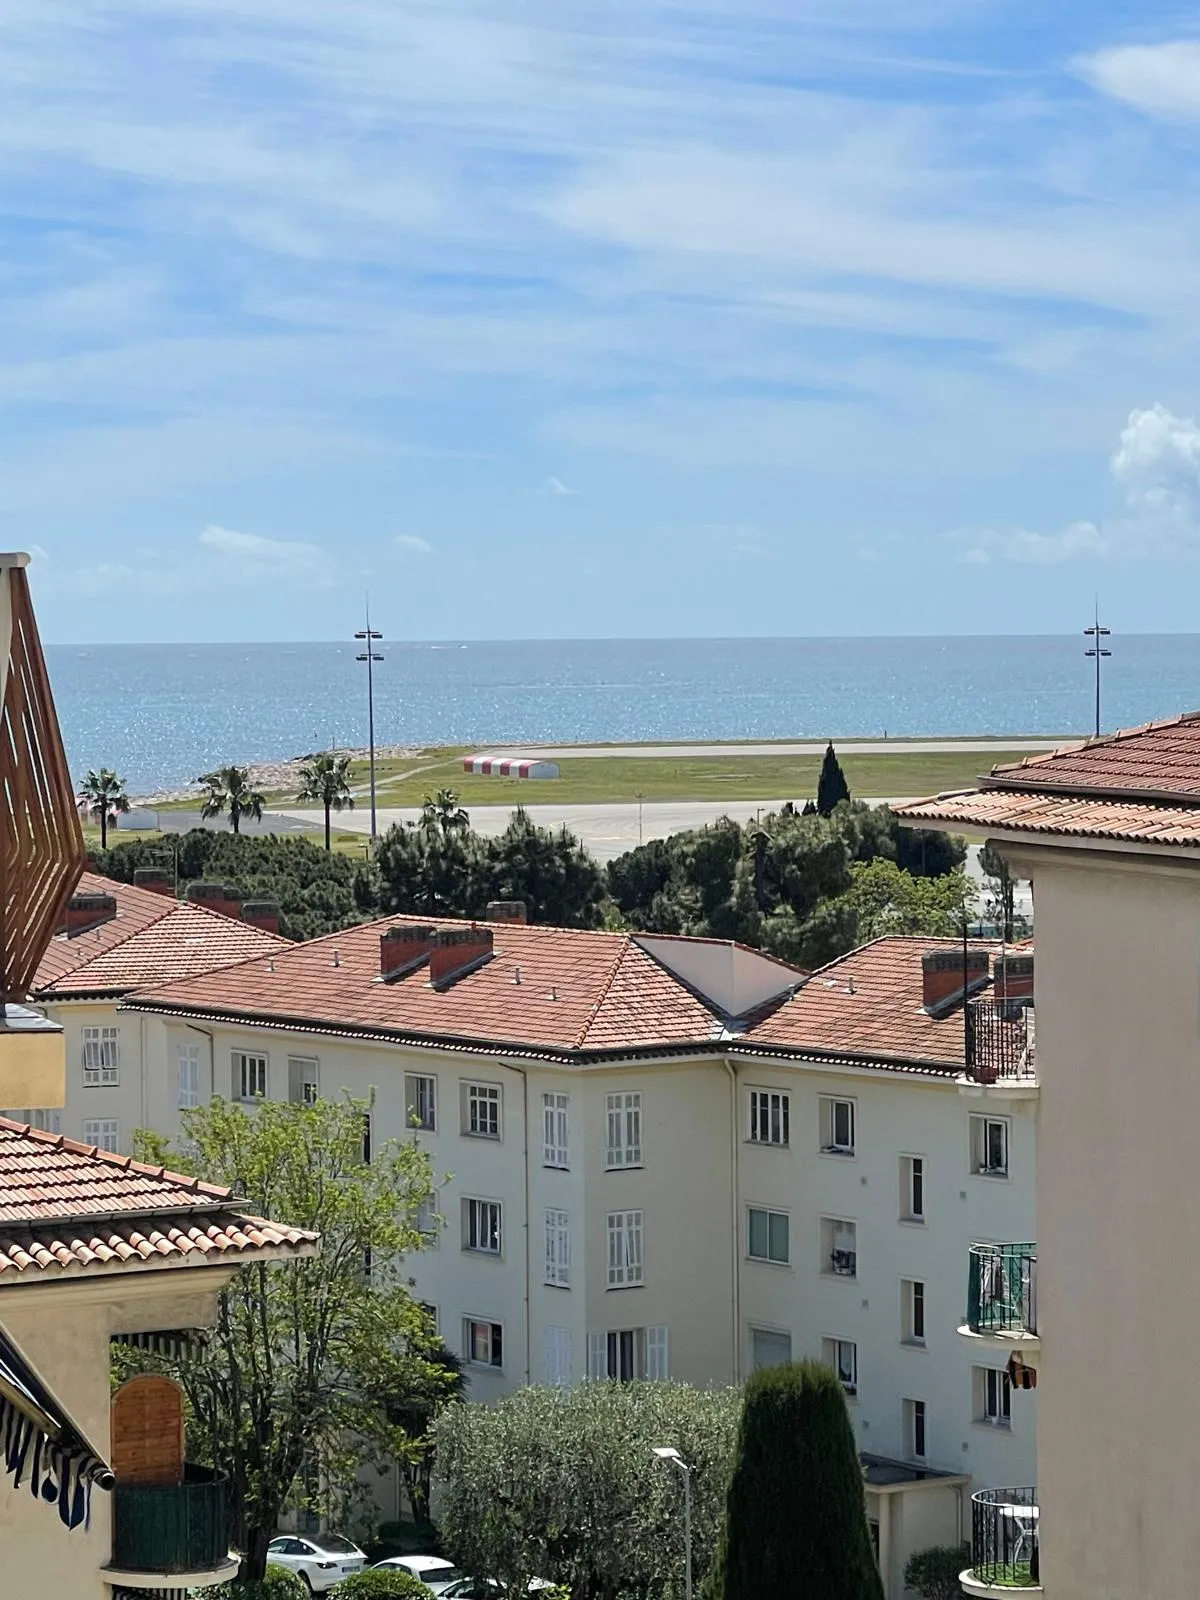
[1110, 402, 1200, 518]
[542, 476, 576, 496]
[198, 523, 328, 574]
[395, 533, 432, 554]
[958, 521, 1105, 567]
[1080, 41, 1200, 121]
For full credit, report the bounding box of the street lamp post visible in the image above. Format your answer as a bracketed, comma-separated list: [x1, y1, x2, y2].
[653, 1446, 693, 1600]
[355, 603, 384, 842]
[1083, 600, 1111, 739]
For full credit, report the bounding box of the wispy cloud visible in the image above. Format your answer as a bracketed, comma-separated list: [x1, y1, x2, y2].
[199, 524, 330, 576]
[1079, 41, 1200, 121]
[395, 533, 432, 554]
[542, 476, 576, 496]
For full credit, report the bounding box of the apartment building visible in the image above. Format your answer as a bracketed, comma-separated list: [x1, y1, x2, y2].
[899, 711, 1200, 1600]
[34, 898, 1038, 1597]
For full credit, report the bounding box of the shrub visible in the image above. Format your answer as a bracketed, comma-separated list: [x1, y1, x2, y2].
[197, 1564, 307, 1599]
[904, 1544, 972, 1600]
[330, 1573, 436, 1599]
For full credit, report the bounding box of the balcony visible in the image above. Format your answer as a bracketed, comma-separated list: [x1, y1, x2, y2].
[962, 997, 1037, 1097]
[961, 1243, 1038, 1347]
[106, 1465, 236, 1590]
[960, 1486, 1041, 1596]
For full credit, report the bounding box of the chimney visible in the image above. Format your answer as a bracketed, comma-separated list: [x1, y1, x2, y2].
[62, 891, 118, 936]
[429, 924, 494, 986]
[922, 948, 989, 1015]
[380, 923, 438, 980]
[186, 882, 243, 920]
[993, 952, 1034, 1001]
[485, 900, 527, 925]
[133, 867, 174, 898]
[242, 900, 281, 937]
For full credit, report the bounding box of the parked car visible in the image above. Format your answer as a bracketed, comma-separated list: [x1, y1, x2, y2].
[267, 1533, 368, 1592]
[438, 1580, 554, 1599]
[370, 1555, 464, 1593]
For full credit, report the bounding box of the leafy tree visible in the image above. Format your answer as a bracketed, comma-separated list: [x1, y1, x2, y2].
[131, 1096, 448, 1583]
[708, 1360, 883, 1600]
[421, 789, 470, 836]
[492, 808, 607, 928]
[383, 1342, 466, 1523]
[434, 1381, 741, 1600]
[297, 752, 355, 851]
[331, 1573, 436, 1599]
[198, 1567, 307, 1600]
[904, 1544, 972, 1600]
[978, 840, 1019, 941]
[200, 764, 267, 833]
[816, 742, 851, 816]
[833, 859, 975, 943]
[76, 767, 130, 849]
[374, 822, 490, 920]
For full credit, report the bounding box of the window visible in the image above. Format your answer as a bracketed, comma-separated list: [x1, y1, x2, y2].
[463, 1319, 503, 1368]
[970, 1115, 1009, 1177]
[462, 1081, 501, 1139]
[419, 1302, 440, 1333]
[748, 1207, 790, 1265]
[542, 1092, 569, 1167]
[405, 1073, 436, 1131]
[83, 1119, 120, 1154]
[607, 1210, 644, 1287]
[823, 1337, 857, 1396]
[177, 1043, 202, 1109]
[902, 1279, 926, 1346]
[361, 1111, 372, 1165]
[751, 1328, 793, 1370]
[820, 1096, 856, 1155]
[542, 1326, 572, 1386]
[587, 1325, 669, 1381]
[900, 1155, 925, 1222]
[545, 1208, 571, 1287]
[605, 1092, 642, 1168]
[233, 1051, 267, 1101]
[463, 1198, 502, 1255]
[974, 1366, 1012, 1428]
[82, 1026, 119, 1087]
[903, 1397, 927, 1460]
[415, 1197, 440, 1247]
[822, 1217, 857, 1278]
[288, 1055, 319, 1106]
[8, 1109, 60, 1133]
[748, 1088, 790, 1146]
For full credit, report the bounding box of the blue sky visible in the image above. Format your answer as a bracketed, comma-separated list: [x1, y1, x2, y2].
[8, 1, 1200, 641]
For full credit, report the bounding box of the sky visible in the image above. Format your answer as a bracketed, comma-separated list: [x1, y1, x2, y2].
[8, 1, 1200, 641]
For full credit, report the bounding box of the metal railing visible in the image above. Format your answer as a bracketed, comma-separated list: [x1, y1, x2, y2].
[970, 1486, 1040, 1587]
[112, 1464, 229, 1575]
[966, 997, 1036, 1082]
[967, 1243, 1038, 1337]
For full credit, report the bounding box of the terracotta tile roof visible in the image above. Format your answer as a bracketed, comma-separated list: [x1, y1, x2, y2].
[894, 788, 1200, 847]
[34, 871, 288, 997]
[986, 712, 1200, 800]
[0, 1118, 315, 1281]
[741, 936, 1001, 1070]
[126, 915, 729, 1059]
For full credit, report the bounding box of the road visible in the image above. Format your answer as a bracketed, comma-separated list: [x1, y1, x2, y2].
[468, 738, 1064, 761]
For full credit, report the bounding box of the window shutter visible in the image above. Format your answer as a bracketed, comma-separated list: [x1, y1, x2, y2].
[627, 1095, 642, 1164]
[587, 1332, 606, 1379]
[606, 1095, 621, 1165]
[646, 1325, 669, 1380]
[629, 1211, 643, 1283]
[543, 1327, 572, 1386]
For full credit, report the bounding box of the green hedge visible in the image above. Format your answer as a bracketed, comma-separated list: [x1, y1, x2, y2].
[197, 1564, 307, 1599]
[330, 1572, 436, 1599]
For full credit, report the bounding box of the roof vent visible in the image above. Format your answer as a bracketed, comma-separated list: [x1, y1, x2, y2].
[429, 924, 494, 987]
[486, 900, 527, 925]
[380, 923, 438, 981]
[61, 892, 118, 937]
[922, 949, 989, 1015]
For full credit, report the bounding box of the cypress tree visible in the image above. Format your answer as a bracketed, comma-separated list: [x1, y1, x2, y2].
[709, 1360, 883, 1600]
[816, 742, 851, 816]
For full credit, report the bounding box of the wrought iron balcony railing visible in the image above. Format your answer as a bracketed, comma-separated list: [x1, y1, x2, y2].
[970, 1485, 1040, 1588]
[967, 1243, 1038, 1338]
[965, 997, 1036, 1083]
[111, 1464, 229, 1575]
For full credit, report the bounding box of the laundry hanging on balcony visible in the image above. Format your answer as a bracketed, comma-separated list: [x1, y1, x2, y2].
[0, 1323, 114, 1529]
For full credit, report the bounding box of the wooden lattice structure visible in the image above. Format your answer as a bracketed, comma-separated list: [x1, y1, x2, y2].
[0, 556, 86, 1001]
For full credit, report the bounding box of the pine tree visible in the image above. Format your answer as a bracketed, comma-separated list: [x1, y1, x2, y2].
[709, 1360, 883, 1600]
[816, 742, 851, 816]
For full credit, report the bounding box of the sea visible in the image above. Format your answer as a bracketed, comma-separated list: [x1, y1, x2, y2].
[44, 634, 1200, 797]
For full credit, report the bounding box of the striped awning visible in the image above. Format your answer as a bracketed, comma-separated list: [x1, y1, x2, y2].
[110, 1328, 208, 1363]
[0, 1322, 113, 1530]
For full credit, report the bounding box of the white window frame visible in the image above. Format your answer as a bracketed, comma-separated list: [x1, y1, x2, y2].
[462, 1080, 501, 1140]
[587, 1325, 668, 1381]
[462, 1197, 502, 1256]
[606, 1209, 644, 1287]
[542, 1091, 569, 1168]
[822, 1216, 858, 1278]
[823, 1336, 858, 1396]
[605, 1091, 642, 1169]
[463, 1318, 503, 1369]
[903, 1397, 927, 1461]
[287, 1055, 319, 1106]
[83, 1118, 120, 1154]
[900, 1154, 925, 1223]
[177, 1043, 202, 1110]
[971, 1114, 1010, 1177]
[820, 1095, 856, 1156]
[747, 1206, 790, 1265]
[542, 1325, 572, 1386]
[82, 1026, 119, 1087]
[405, 1073, 437, 1132]
[748, 1088, 790, 1146]
[415, 1196, 441, 1247]
[545, 1208, 571, 1287]
[233, 1051, 268, 1102]
[901, 1278, 926, 1346]
[750, 1326, 793, 1371]
[975, 1366, 1013, 1428]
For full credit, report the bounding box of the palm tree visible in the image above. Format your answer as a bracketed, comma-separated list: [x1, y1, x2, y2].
[76, 768, 131, 850]
[198, 765, 266, 834]
[296, 751, 355, 850]
[420, 788, 469, 836]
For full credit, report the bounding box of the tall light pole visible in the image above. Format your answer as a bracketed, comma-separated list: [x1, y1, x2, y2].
[1083, 600, 1111, 739]
[653, 1446, 693, 1600]
[355, 602, 384, 842]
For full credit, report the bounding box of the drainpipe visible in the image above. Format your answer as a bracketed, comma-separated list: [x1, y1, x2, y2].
[724, 1058, 740, 1384]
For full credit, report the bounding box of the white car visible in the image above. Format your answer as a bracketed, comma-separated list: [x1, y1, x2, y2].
[371, 1554, 464, 1593]
[267, 1533, 368, 1592]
